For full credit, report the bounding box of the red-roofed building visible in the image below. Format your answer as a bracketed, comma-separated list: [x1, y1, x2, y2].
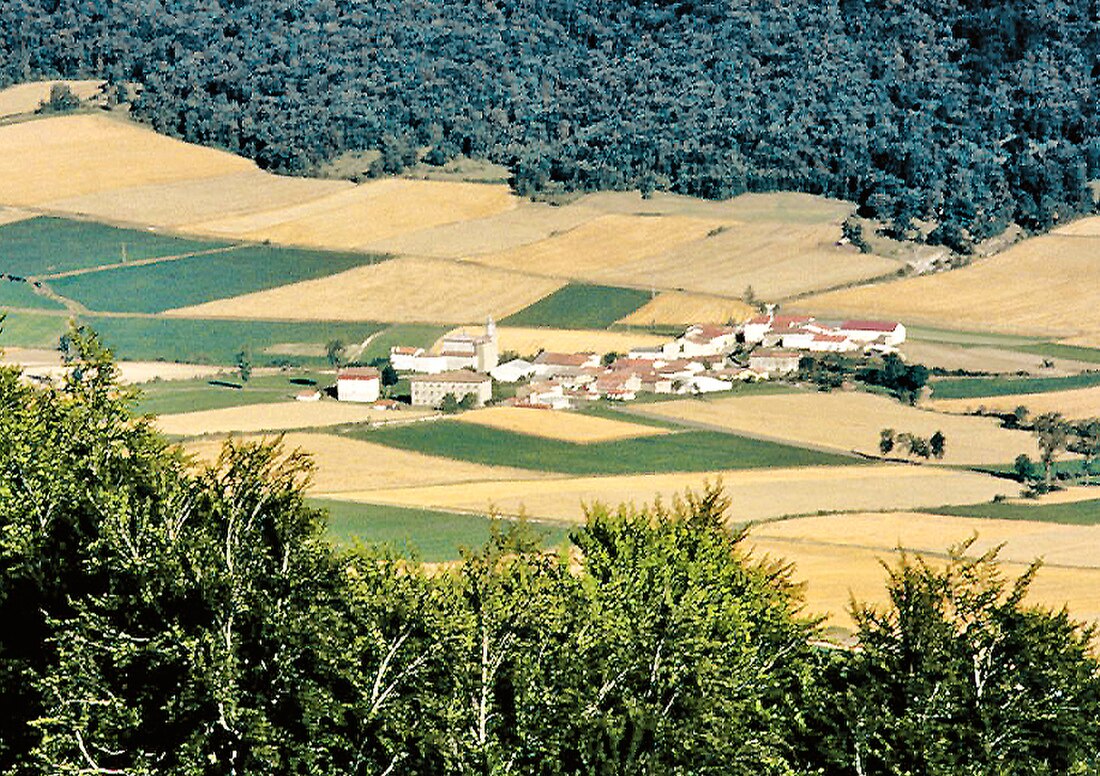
[838, 320, 906, 345]
[742, 314, 815, 343]
[337, 367, 381, 403]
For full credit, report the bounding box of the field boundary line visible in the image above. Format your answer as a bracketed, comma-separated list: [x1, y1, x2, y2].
[39, 244, 247, 280]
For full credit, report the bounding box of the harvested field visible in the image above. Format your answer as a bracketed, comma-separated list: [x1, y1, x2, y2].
[801, 234, 1100, 339]
[617, 291, 754, 327]
[471, 214, 732, 278]
[454, 407, 669, 443]
[192, 178, 516, 249]
[748, 537, 1100, 628]
[324, 464, 1011, 523]
[578, 190, 855, 224]
[0, 115, 253, 206]
[928, 386, 1100, 420]
[49, 170, 349, 228]
[168, 256, 565, 324]
[442, 326, 668, 357]
[592, 222, 902, 299]
[0, 80, 104, 118]
[1, 347, 226, 384]
[635, 391, 1041, 464]
[749, 510, 1100, 626]
[363, 201, 601, 257]
[157, 400, 432, 437]
[1053, 216, 1100, 236]
[184, 432, 552, 493]
[0, 208, 33, 227]
[902, 341, 1095, 377]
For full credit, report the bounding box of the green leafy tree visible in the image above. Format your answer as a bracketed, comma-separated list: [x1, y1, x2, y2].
[820, 541, 1100, 774]
[439, 392, 460, 413]
[1070, 418, 1100, 485]
[235, 349, 252, 382]
[930, 430, 946, 459]
[1033, 412, 1070, 489]
[879, 428, 896, 456]
[326, 339, 346, 369]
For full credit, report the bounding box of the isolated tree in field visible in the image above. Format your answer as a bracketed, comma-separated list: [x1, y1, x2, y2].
[827, 540, 1100, 774]
[1013, 405, 1030, 427]
[1033, 412, 1070, 489]
[38, 83, 81, 113]
[326, 339, 346, 369]
[235, 349, 252, 382]
[879, 428, 896, 456]
[1070, 418, 1100, 485]
[930, 430, 946, 459]
[1014, 454, 1039, 485]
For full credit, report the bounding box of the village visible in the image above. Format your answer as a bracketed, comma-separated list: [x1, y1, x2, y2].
[329, 311, 908, 411]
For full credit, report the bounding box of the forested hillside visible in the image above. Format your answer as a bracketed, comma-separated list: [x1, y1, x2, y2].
[1, 0, 1097, 247]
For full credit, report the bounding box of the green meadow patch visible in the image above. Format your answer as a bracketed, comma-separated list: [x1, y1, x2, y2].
[316, 499, 570, 561]
[351, 420, 860, 475]
[929, 498, 1100, 526]
[135, 369, 331, 416]
[0, 216, 231, 276]
[931, 372, 1100, 400]
[500, 283, 650, 329]
[0, 279, 65, 310]
[51, 245, 386, 313]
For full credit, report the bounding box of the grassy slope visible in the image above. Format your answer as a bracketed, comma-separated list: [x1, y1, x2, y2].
[51, 245, 386, 313]
[316, 498, 570, 561]
[929, 498, 1100, 526]
[0, 279, 65, 309]
[136, 370, 330, 415]
[351, 420, 860, 475]
[932, 372, 1100, 400]
[0, 216, 231, 275]
[501, 284, 651, 329]
[0, 311, 69, 347]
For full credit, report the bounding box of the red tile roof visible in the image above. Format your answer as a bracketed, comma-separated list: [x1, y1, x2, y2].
[338, 367, 380, 381]
[841, 320, 900, 332]
[534, 351, 593, 366]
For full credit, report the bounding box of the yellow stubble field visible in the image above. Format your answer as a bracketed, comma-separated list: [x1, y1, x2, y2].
[616, 291, 755, 326]
[437, 326, 668, 357]
[322, 464, 1012, 524]
[184, 432, 558, 493]
[928, 385, 1100, 420]
[157, 401, 434, 437]
[0, 80, 105, 118]
[454, 407, 670, 443]
[801, 234, 1100, 339]
[0, 114, 255, 206]
[594, 222, 902, 299]
[635, 391, 1041, 465]
[166, 256, 566, 324]
[749, 511, 1100, 627]
[191, 178, 518, 249]
[469, 214, 733, 278]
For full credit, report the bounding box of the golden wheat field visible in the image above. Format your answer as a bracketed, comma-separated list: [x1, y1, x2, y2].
[184, 432, 556, 493]
[928, 385, 1100, 420]
[801, 234, 1100, 339]
[437, 326, 667, 358]
[454, 407, 669, 443]
[157, 400, 434, 437]
[1054, 215, 1100, 237]
[363, 201, 602, 257]
[616, 291, 755, 326]
[1, 348, 227, 385]
[636, 391, 1041, 465]
[49, 170, 350, 228]
[191, 178, 517, 249]
[470, 214, 732, 277]
[167, 256, 565, 324]
[748, 533, 1100, 628]
[591, 222, 902, 300]
[0, 80, 105, 118]
[322, 464, 1012, 523]
[0, 115, 255, 206]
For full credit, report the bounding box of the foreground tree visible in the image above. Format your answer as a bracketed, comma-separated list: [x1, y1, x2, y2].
[817, 540, 1100, 775]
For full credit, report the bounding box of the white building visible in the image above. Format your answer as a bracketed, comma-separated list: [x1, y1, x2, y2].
[682, 375, 734, 394]
[677, 324, 739, 357]
[490, 358, 536, 383]
[336, 366, 381, 403]
[391, 319, 500, 373]
[741, 314, 815, 344]
[409, 370, 493, 408]
[748, 349, 802, 376]
[531, 351, 600, 378]
[838, 320, 907, 346]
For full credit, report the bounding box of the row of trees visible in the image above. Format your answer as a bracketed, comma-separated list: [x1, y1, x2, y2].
[1010, 410, 1100, 492]
[1, 0, 1098, 246]
[879, 428, 947, 460]
[2, 326, 1100, 773]
[798, 352, 930, 403]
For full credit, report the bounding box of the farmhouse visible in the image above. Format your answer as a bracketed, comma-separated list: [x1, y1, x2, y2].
[742, 314, 815, 344]
[336, 366, 381, 403]
[749, 349, 801, 376]
[409, 370, 493, 408]
[490, 358, 536, 383]
[532, 351, 600, 378]
[838, 320, 907, 346]
[677, 323, 738, 356]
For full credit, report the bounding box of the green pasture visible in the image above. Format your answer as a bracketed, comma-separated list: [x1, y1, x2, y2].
[316, 499, 570, 561]
[501, 283, 651, 329]
[51, 244, 386, 313]
[0, 279, 65, 310]
[0, 216, 230, 276]
[135, 369, 331, 416]
[931, 372, 1100, 400]
[352, 420, 859, 475]
[930, 498, 1100, 526]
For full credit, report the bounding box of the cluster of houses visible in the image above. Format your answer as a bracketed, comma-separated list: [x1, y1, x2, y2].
[331, 311, 906, 411]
